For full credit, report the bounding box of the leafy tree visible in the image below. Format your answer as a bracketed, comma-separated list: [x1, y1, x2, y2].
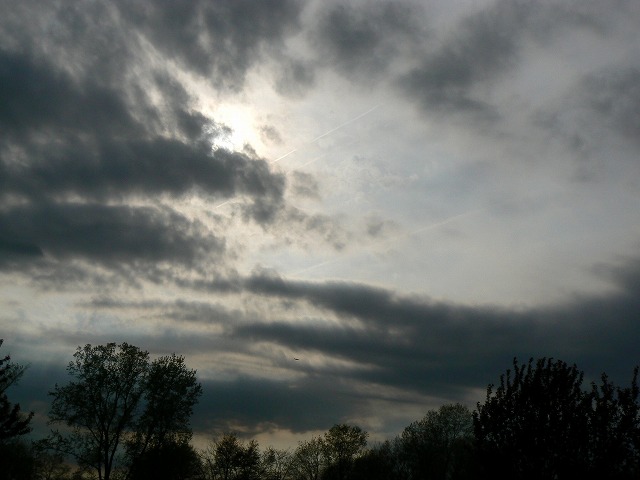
[48, 343, 202, 480]
[349, 441, 400, 480]
[473, 357, 640, 480]
[125, 353, 203, 464]
[292, 436, 325, 480]
[399, 403, 475, 480]
[321, 424, 367, 480]
[261, 447, 293, 480]
[32, 441, 74, 480]
[128, 439, 202, 480]
[0, 439, 37, 480]
[587, 368, 640, 478]
[202, 433, 261, 480]
[0, 339, 33, 441]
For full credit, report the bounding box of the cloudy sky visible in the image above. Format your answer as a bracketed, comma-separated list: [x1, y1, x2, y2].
[2, 0, 640, 448]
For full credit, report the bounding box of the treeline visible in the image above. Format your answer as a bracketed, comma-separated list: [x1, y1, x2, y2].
[1, 340, 639, 480]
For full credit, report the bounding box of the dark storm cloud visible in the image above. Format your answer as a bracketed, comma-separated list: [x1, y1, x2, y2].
[0, 26, 289, 275]
[116, 0, 303, 91]
[222, 262, 640, 398]
[0, 49, 139, 139]
[0, 203, 220, 268]
[0, 51, 286, 203]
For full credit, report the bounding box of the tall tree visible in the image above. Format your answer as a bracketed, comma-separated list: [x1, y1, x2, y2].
[126, 353, 203, 463]
[261, 447, 293, 480]
[0, 339, 33, 441]
[48, 342, 202, 480]
[202, 433, 261, 480]
[322, 424, 367, 480]
[128, 439, 202, 480]
[588, 368, 640, 478]
[399, 403, 475, 480]
[473, 357, 640, 480]
[292, 436, 325, 480]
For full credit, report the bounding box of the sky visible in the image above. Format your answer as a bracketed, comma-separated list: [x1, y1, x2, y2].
[1, 0, 640, 449]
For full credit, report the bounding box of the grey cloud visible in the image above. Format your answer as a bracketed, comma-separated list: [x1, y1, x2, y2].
[398, 0, 528, 118]
[533, 64, 640, 177]
[0, 51, 286, 204]
[290, 171, 320, 199]
[582, 67, 640, 146]
[259, 125, 283, 145]
[195, 375, 360, 435]
[0, 203, 221, 268]
[2, 137, 285, 203]
[273, 56, 316, 98]
[313, 1, 425, 79]
[282, 209, 349, 251]
[397, 0, 617, 118]
[0, 49, 139, 140]
[0, 43, 289, 277]
[228, 261, 640, 396]
[116, 0, 303, 91]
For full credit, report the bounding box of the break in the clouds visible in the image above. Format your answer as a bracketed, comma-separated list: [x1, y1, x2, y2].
[2, 0, 640, 447]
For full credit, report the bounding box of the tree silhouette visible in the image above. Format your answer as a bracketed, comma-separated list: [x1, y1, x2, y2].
[292, 436, 325, 480]
[48, 342, 202, 480]
[321, 424, 367, 480]
[588, 368, 640, 478]
[128, 439, 202, 480]
[202, 433, 262, 480]
[0, 339, 33, 442]
[399, 403, 475, 480]
[473, 357, 640, 480]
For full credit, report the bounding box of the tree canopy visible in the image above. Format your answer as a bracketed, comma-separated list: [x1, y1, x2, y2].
[48, 342, 202, 480]
[474, 357, 640, 480]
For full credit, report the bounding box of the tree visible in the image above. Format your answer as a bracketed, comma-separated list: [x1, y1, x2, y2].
[350, 441, 400, 480]
[0, 339, 33, 441]
[292, 436, 325, 480]
[399, 403, 475, 480]
[48, 343, 202, 480]
[125, 353, 204, 464]
[128, 439, 202, 480]
[473, 357, 640, 480]
[321, 424, 367, 480]
[202, 433, 262, 480]
[261, 447, 293, 480]
[587, 368, 640, 478]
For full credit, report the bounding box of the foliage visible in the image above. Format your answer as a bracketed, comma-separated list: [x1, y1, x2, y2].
[349, 441, 399, 480]
[128, 439, 202, 480]
[48, 342, 202, 480]
[292, 436, 325, 480]
[474, 357, 640, 480]
[0, 439, 36, 480]
[202, 433, 262, 480]
[321, 424, 367, 480]
[0, 338, 33, 442]
[126, 353, 203, 462]
[399, 403, 475, 480]
[261, 447, 293, 480]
